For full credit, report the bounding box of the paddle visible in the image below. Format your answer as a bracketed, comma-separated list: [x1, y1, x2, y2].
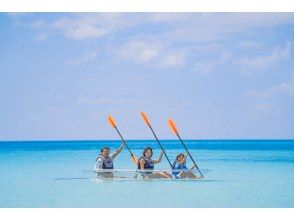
[107, 115, 138, 164]
[167, 118, 204, 178]
[140, 112, 173, 168]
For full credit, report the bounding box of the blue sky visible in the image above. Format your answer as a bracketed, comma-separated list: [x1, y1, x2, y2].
[0, 13, 294, 140]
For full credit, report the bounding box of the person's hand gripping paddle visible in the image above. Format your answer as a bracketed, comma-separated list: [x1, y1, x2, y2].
[167, 118, 204, 178]
[140, 112, 173, 168]
[107, 115, 138, 164]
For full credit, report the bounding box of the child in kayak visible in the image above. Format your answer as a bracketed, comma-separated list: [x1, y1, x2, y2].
[138, 147, 172, 179]
[94, 143, 125, 178]
[172, 153, 200, 179]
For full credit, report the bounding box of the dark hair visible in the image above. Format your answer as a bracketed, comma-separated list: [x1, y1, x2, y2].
[176, 153, 185, 161]
[96, 146, 110, 162]
[100, 146, 110, 153]
[142, 146, 153, 157]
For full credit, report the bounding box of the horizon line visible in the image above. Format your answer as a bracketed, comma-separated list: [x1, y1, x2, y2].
[1, 138, 294, 142]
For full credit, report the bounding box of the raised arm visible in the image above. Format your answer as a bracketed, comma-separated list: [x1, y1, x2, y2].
[111, 143, 125, 159]
[178, 153, 188, 164]
[152, 150, 164, 164]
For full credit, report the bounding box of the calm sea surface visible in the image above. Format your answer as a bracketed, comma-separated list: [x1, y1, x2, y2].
[0, 140, 293, 207]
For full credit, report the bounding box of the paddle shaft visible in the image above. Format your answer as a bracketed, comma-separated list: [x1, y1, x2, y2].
[175, 133, 204, 178]
[113, 126, 134, 156]
[147, 125, 173, 168]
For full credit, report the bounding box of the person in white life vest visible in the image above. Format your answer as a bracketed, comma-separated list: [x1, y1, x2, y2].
[94, 143, 125, 178]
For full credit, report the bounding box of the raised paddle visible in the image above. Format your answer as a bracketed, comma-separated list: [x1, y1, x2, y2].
[107, 115, 138, 164]
[167, 118, 204, 178]
[140, 112, 173, 168]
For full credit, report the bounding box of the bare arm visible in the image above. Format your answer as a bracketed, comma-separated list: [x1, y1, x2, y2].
[111, 143, 124, 159]
[152, 150, 164, 164]
[140, 158, 145, 170]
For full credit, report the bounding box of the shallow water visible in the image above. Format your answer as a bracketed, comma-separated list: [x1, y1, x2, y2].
[0, 140, 293, 207]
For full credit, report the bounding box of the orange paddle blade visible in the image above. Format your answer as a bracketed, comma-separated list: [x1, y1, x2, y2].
[140, 112, 151, 127]
[107, 115, 116, 128]
[167, 118, 179, 135]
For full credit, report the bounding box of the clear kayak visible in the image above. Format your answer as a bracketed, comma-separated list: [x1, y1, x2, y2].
[54, 168, 212, 182]
[91, 168, 211, 180]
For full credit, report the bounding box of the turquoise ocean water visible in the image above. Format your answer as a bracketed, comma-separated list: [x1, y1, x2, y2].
[0, 140, 293, 208]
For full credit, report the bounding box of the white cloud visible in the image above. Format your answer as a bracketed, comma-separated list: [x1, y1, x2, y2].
[50, 13, 151, 40]
[21, 13, 294, 71]
[244, 76, 294, 117]
[191, 41, 291, 76]
[245, 80, 294, 100]
[118, 40, 162, 63]
[152, 13, 294, 44]
[115, 39, 187, 68]
[52, 16, 111, 40]
[64, 24, 109, 40]
[25, 13, 294, 42]
[237, 41, 292, 74]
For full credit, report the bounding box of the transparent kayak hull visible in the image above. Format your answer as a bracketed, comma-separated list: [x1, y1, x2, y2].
[91, 169, 210, 180]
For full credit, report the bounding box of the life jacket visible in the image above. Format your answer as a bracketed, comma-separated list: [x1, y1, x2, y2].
[137, 156, 154, 170]
[172, 161, 188, 170]
[172, 161, 188, 176]
[98, 155, 114, 169]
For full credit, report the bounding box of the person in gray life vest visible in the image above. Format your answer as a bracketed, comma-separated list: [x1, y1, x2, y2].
[94, 143, 125, 178]
[137, 146, 172, 179]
